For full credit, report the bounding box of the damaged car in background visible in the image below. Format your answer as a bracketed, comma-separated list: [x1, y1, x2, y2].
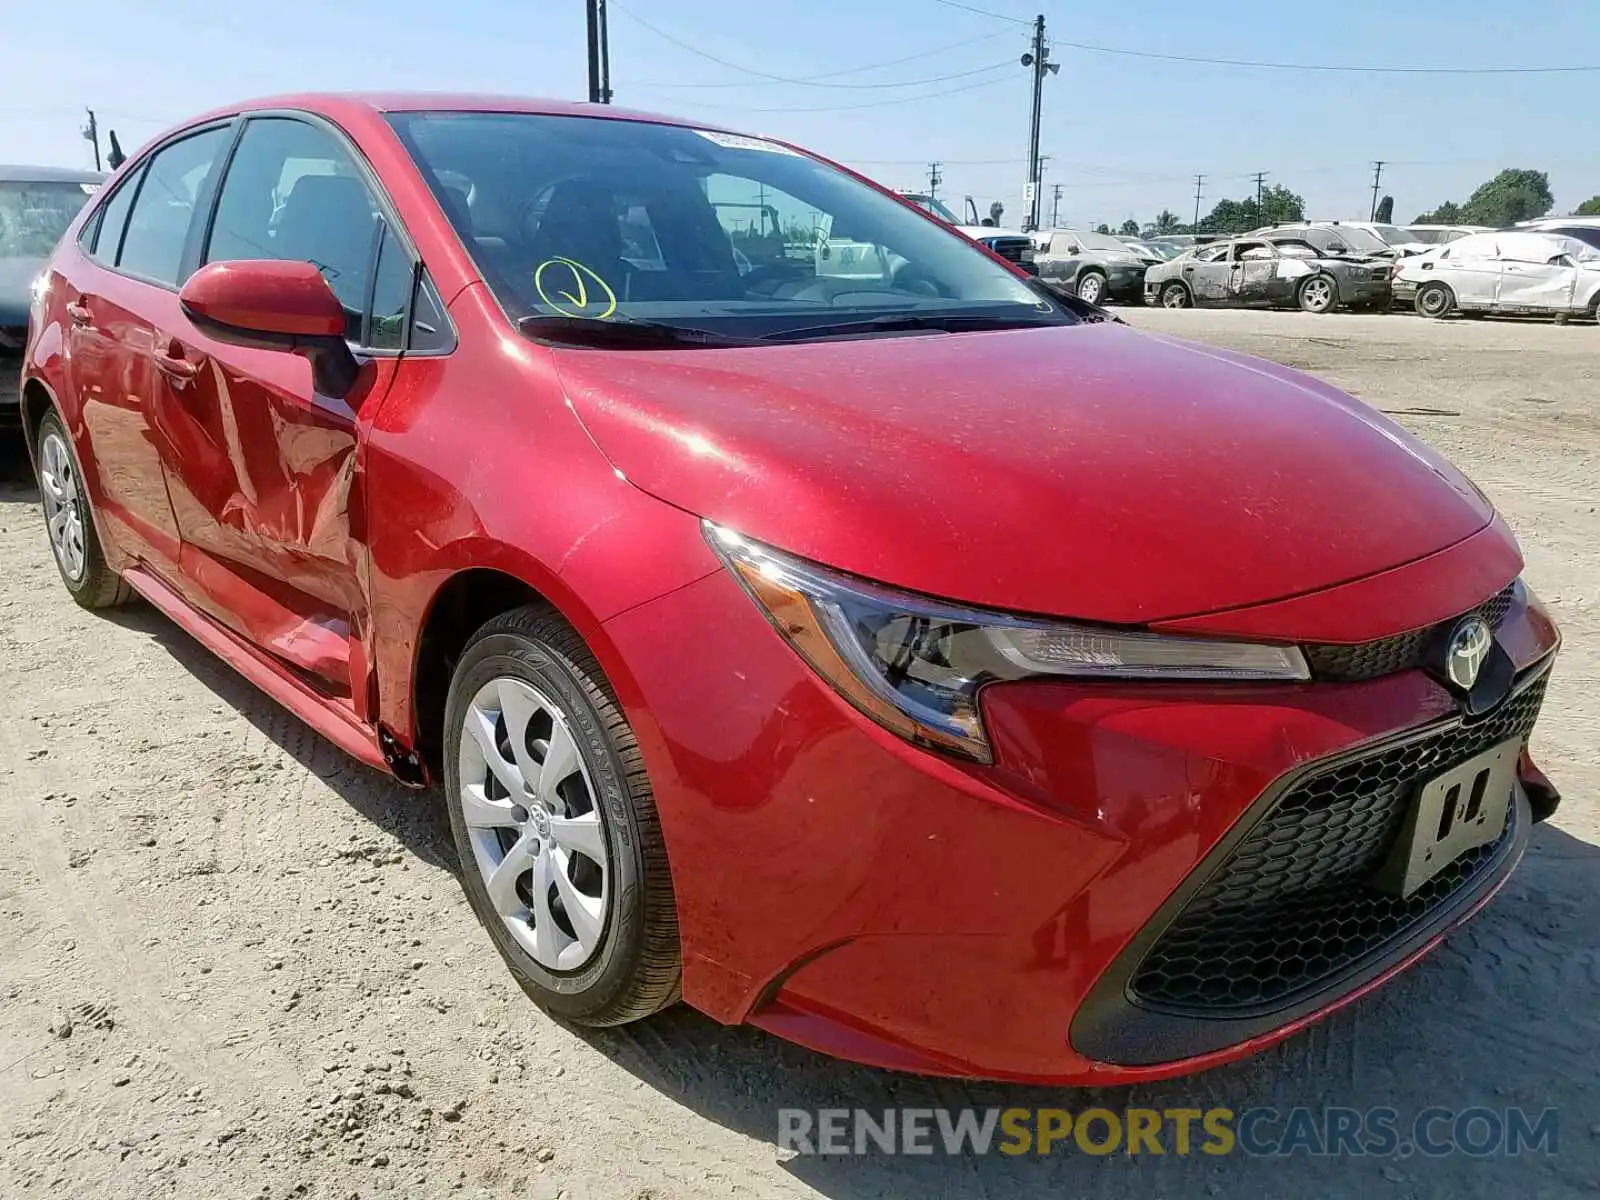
[1145, 234, 1392, 313]
[1, 165, 102, 427]
[1033, 228, 1158, 305]
[1398, 230, 1600, 321]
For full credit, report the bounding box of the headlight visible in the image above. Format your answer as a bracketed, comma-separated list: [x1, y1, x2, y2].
[706, 524, 1310, 762]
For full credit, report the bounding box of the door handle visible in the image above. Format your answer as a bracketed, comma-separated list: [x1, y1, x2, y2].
[155, 338, 202, 384]
[65, 301, 92, 326]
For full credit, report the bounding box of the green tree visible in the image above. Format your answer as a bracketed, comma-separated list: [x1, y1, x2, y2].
[1258, 183, 1305, 225]
[1118, 218, 1140, 236]
[1196, 185, 1305, 235]
[1459, 169, 1553, 226]
[1094, 223, 1112, 235]
[1414, 200, 1464, 224]
[1375, 195, 1394, 222]
[1152, 209, 1182, 234]
[1575, 196, 1600, 216]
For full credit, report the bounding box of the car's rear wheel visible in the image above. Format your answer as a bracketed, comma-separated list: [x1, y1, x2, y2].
[1297, 274, 1338, 314]
[35, 410, 131, 609]
[442, 605, 680, 1026]
[1160, 281, 1191, 309]
[1416, 281, 1455, 319]
[1075, 271, 1107, 305]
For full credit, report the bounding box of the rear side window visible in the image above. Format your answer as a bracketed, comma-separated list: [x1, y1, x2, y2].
[118, 127, 231, 286]
[86, 167, 143, 265]
[205, 117, 381, 338]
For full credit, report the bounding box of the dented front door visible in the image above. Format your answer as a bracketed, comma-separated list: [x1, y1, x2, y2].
[146, 285, 393, 699]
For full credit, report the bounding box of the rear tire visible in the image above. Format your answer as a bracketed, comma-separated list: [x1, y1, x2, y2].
[1074, 270, 1107, 306]
[442, 605, 680, 1026]
[35, 410, 131, 610]
[1416, 282, 1455, 319]
[1159, 281, 1191, 309]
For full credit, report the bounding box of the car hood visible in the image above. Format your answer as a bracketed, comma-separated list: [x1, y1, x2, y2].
[552, 323, 1492, 624]
[0, 256, 45, 327]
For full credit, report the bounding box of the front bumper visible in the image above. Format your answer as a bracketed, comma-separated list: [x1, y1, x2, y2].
[600, 553, 1559, 1084]
[1392, 278, 1419, 300]
[1106, 265, 1148, 298]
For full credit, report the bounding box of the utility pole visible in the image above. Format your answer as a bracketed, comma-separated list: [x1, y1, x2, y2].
[1192, 173, 1206, 231]
[1050, 183, 1063, 228]
[1369, 161, 1385, 221]
[1253, 171, 1267, 210]
[1020, 14, 1059, 231]
[927, 161, 943, 201]
[81, 108, 102, 171]
[586, 0, 613, 104]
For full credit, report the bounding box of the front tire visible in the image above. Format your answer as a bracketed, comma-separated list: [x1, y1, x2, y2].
[1297, 274, 1338, 314]
[442, 605, 680, 1026]
[1075, 270, 1107, 305]
[1159, 281, 1191, 309]
[35, 410, 131, 609]
[1416, 281, 1455, 319]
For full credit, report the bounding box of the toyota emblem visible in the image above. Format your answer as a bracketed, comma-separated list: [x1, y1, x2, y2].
[1445, 616, 1493, 691]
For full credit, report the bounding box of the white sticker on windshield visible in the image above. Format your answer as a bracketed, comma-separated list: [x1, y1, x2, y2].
[693, 129, 799, 156]
[79, 183, 100, 194]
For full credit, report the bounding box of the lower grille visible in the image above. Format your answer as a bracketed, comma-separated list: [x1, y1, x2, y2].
[1304, 581, 1517, 682]
[1129, 673, 1546, 1014]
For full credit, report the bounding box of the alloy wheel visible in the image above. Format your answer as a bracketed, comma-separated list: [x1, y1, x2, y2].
[38, 431, 87, 582]
[1077, 274, 1105, 304]
[457, 678, 610, 972]
[1301, 277, 1334, 313]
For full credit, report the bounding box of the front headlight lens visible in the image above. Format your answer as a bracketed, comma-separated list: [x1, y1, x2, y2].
[706, 524, 1309, 762]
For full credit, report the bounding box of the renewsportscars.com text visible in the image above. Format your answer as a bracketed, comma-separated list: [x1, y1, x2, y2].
[777, 1106, 1559, 1158]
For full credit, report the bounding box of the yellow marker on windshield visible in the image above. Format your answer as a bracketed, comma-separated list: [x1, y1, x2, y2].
[534, 257, 618, 320]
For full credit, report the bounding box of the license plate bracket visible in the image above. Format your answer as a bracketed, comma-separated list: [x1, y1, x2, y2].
[1373, 738, 1519, 897]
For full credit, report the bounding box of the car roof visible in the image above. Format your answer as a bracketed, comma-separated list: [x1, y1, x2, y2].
[0, 164, 104, 183]
[177, 92, 724, 133]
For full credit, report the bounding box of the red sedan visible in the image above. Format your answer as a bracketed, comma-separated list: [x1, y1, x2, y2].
[19, 94, 1560, 1084]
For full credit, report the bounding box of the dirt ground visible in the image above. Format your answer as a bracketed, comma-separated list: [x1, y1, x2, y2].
[1, 309, 1596, 1199]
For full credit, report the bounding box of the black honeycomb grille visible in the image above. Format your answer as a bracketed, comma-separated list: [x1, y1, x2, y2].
[1129, 675, 1546, 1013]
[1304, 581, 1517, 683]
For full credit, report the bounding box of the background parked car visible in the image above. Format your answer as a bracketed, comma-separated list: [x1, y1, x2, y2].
[1396, 230, 1600, 320]
[1406, 223, 1489, 246]
[1144, 234, 1392, 312]
[1119, 235, 1181, 262]
[1248, 221, 1398, 260]
[1033, 228, 1156, 304]
[1, 165, 102, 426]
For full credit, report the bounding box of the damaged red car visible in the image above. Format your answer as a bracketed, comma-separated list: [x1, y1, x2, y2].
[20, 94, 1561, 1084]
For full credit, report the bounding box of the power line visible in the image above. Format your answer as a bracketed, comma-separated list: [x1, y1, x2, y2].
[662, 71, 1017, 114]
[928, 0, 1031, 25]
[1054, 38, 1600, 75]
[927, 161, 943, 199]
[1370, 161, 1386, 220]
[636, 59, 1019, 92]
[631, 31, 1011, 87]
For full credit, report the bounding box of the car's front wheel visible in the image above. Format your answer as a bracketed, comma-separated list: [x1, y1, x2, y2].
[1297, 274, 1339, 314]
[35, 409, 131, 609]
[442, 605, 680, 1026]
[1075, 270, 1107, 305]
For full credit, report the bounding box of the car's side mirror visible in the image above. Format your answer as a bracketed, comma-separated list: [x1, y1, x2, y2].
[179, 260, 362, 398]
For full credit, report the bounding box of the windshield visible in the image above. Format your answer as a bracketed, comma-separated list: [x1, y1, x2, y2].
[1324, 225, 1388, 253]
[1077, 232, 1134, 253]
[902, 194, 961, 225]
[388, 113, 1063, 342]
[0, 179, 97, 259]
[1405, 227, 1453, 244]
[1370, 224, 1416, 245]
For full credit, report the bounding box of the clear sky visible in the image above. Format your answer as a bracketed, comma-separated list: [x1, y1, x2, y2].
[4, 0, 1598, 229]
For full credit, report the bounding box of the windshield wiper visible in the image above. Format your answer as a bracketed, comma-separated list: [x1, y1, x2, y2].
[756, 311, 1066, 343]
[517, 314, 759, 349]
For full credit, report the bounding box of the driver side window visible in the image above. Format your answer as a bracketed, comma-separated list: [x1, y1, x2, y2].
[205, 117, 381, 339]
